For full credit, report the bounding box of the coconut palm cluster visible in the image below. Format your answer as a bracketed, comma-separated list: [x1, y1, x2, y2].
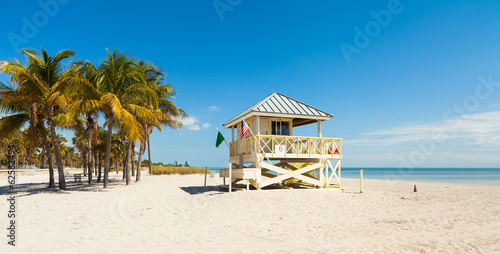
[0, 48, 186, 189]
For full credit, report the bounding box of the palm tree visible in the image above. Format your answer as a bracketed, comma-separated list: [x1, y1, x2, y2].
[62, 60, 101, 184]
[72, 135, 87, 172]
[1, 48, 76, 189]
[110, 132, 124, 174]
[0, 82, 32, 151]
[95, 126, 108, 182]
[3, 47, 186, 188]
[132, 61, 186, 181]
[69, 49, 156, 187]
[1, 85, 51, 181]
[0, 127, 25, 169]
[96, 49, 136, 187]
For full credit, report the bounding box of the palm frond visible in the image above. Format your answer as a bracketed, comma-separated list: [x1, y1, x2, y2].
[53, 49, 76, 63]
[0, 113, 30, 138]
[0, 80, 14, 90]
[101, 93, 122, 118]
[119, 108, 143, 140]
[127, 104, 161, 131]
[70, 99, 104, 116]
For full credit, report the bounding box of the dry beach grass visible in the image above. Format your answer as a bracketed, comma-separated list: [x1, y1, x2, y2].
[150, 165, 208, 175]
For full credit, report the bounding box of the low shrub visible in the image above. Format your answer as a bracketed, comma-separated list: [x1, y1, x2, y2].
[151, 165, 207, 175]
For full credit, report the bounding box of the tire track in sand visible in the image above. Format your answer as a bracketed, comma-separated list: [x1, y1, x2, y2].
[156, 193, 315, 252]
[108, 190, 173, 245]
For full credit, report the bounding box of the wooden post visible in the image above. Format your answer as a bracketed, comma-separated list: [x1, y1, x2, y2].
[317, 120, 322, 137]
[319, 160, 324, 187]
[339, 160, 341, 181]
[231, 126, 234, 142]
[360, 169, 364, 193]
[239, 153, 244, 170]
[256, 115, 260, 135]
[229, 162, 232, 193]
[256, 158, 262, 190]
[204, 166, 207, 187]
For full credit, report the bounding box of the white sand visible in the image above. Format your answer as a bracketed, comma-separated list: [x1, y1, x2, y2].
[0, 170, 499, 253]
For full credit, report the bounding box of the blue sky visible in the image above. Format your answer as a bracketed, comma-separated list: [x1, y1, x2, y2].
[1, 0, 499, 167]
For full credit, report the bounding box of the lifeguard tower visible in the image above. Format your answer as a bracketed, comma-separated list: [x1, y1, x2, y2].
[219, 92, 342, 190]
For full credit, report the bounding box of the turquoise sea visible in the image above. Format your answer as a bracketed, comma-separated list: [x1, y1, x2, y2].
[206, 167, 500, 185]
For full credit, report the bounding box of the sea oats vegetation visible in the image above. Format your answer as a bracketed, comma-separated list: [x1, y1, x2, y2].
[150, 165, 208, 175]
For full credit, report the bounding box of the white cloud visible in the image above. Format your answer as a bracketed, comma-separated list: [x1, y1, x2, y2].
[177, 117, 213, 131]
[346, 111, 500, 147]
[178, 117, 197, 126]
[208, 106, 220, 112]
[178, 116, 202, 131]
[188, 125, 201, 131]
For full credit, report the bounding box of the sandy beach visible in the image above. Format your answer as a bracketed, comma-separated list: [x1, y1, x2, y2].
[0, 170, 499, 254]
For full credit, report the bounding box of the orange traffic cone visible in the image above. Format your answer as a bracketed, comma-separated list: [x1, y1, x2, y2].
[413, 184, 417, 192]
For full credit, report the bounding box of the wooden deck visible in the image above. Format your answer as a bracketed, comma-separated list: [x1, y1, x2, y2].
[219, 168, 259, 179]
[229, 135, 341, 162]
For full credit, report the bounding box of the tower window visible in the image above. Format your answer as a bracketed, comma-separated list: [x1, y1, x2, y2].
[271, 121, 290, 135]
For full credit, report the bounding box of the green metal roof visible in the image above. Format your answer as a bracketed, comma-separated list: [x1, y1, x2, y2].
[223, 92, 333, 128]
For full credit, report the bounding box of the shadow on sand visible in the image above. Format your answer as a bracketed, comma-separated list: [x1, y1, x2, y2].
[0, 178, 123, 197]
[180, 186, 224, 195]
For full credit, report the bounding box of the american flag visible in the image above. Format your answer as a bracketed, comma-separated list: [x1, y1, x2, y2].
[241, 119, 249, 139]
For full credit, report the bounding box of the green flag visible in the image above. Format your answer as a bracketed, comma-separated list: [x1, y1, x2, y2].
[215, 131, 225, 148]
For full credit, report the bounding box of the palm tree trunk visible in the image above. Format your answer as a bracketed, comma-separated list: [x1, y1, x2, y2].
[97, 152, 102, 182]
[47, 105, 66, 190]
[122, 142, 127, 180]
[94, 149, 98, 176]
[82, 152, 87, 176]
[115, 154, 119, 174]
[131, 142, 135, 177]
[126, 140, 133, 185]
[47, 152, 55, 188]
[28, 148, 32, 166]
[103, 119, 113, 189]
[88, 148, 94, 183]
[147, 136, 152, 174]
[86, 115, 93, 181]
[136, 138, 146, 182]
[40, 147, 45, 169]
[30, 102, 38, 147]
[41, 127, 55, 188]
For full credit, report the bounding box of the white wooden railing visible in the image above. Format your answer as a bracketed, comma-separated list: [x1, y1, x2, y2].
[229, 135, 341, 159]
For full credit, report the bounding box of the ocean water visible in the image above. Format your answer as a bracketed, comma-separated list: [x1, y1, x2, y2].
[340, 168, 500, 185]
[206, 167, 500, 185]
